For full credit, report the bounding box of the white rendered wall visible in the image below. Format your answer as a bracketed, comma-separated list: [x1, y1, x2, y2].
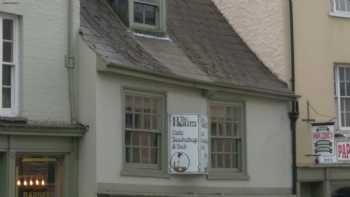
[95, 72, 292, 189]
[212, 0, 291, 85]
[0, 0, 79, 122]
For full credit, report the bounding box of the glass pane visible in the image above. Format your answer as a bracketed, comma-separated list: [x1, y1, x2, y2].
[141, 148, 150, 163]
[346, 112, 350, 127]
[2, 64, 11, 86]
[217, 154, 223, 168]
[341, 82, 346, 96]
[125, 113, 133, 128]
[132, 132, 139, 145]
[125, 131, 131, 145]
[133, 148, 140, 163]
[134, 3, 144, 23]
[211, 105, 225, 118]
[233, 107, 242, 121]
[217, 120, 224, 136]
[225, 107, 233, 121]
[150, 148, 158, 164]
[225, 123, 232, 137]
[144, 114, 151, 129]
[151, 134, 159, 147]
[340, 67, 345, 81]
[135, 113, 142, 129]
[216, 139, 223, 152]
[139, 133, 149, 146]
[126, 147, 131, 162]
[144, 98, 151, 113]
[211, 153, 216, 168]
[151, 115, 159, 129]
[224, 154, 232, 168]
[3, 42, 13, 62]
[3, 19, 13, 40]
[211, 121, 217, 136]
[16, 156, 64, 197]
[233, 123, 240, 137]
[211, 139, 216, 152]
[145, 5, 156, 25]
[125, 95, 133, 112]
[347, 0, 350, 11]
[2, 88, 11, 108]
[134, 96, 143, 112]
[224, 140, 232, 153]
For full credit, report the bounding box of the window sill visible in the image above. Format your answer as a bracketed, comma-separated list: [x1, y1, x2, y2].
[207, 170, 249, 180]
[121, 167, 169, 179]
[329, 12, 350, 19]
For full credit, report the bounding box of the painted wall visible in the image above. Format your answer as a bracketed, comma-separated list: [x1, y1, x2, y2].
[94, 70, 292, 189]
[77, 38, 97, 197]
[0, 0, 74, 122]
[293, 0, 350, 165]
[212, 0, 291, 85]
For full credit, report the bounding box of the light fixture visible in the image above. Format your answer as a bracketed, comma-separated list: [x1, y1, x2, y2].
[35, 178, 40, 186]
[29, 179, 34, 186]
[16, 180, 21, 186]
[41, 179, 45, 186]
[23, 180, 28, 186]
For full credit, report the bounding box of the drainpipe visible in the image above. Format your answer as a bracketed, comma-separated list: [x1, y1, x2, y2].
[66, 0, 77, 123]
[288, 0, 299, 195]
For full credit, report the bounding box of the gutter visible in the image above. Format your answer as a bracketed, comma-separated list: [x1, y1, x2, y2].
[288, 0, 299, 195]
[66, 0, 77, 123]
[101, 62, 297, 100]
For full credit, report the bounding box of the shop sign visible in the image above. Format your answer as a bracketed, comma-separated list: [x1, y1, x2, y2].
[168, 114, 208, 174]
[311, 122, 336, 164]
[337, 141, 350, 161]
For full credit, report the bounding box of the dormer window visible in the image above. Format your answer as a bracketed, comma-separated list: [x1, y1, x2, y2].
[134, 2, 157, 26]
[109, 0, 166, 36]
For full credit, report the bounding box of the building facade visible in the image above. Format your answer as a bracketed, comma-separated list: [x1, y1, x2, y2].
[0, 0, 85, 196]
[79, 0, 295, 197]
[293, 0, 350, 196]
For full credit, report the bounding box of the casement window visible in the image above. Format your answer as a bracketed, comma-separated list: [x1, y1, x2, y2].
[331, 0, 350, 17]
[335, 65, 350, 130]
[208, 102, 248, 180]
[134, 2, 157, 26]
[0, 14, 18, 116]
[122, 89, 167, 177]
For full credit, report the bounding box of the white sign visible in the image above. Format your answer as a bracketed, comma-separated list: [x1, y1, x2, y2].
[168, 114, 208, 174]
[337, 141, 350, 161]
[311, 123, 336, 164]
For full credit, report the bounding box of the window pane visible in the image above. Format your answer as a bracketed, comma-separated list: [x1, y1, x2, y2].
[341, 82, 346, 96]
[150, 148, 158, 164]
[133, 148, 140, 163]
[3, 19, 13, 40]
[144, 114, 151, 129]
[340, 67, 345, 81]
[224, 154, 232, 168]
[211, 120, 217, 136]
[3, 42, 13, 62]
[145, 5, 156, 25]
[125, 113, 133, 128]
[144, 98, 151, 113]
[134, 3, 144, 23]
[126, 95, 133, 112]
[347, 0, 350, 11]
[2, 87, 11, 108]
[226, 123, 233, 137]
[135, 113, 142, 129]
[16, 156, 64, 197]
[134, 96, 143, 112]
[2, 64, 11, 86]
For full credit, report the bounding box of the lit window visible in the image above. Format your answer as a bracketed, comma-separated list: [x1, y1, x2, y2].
[332, 0, 350, 15]
[124, 90, 164, 166]
[16, 156, 64, 197]
[134, 2, 157, 26]
[336, 65, 350, 129]
[0, 14, 18, 116]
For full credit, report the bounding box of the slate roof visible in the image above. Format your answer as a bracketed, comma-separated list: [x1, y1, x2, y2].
[80, 0, 292, 95]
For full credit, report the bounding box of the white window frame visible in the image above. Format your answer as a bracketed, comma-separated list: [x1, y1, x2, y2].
[335, 64, 350, 131]
[0, 13, 19, 117]
[330, 0, 350, 18]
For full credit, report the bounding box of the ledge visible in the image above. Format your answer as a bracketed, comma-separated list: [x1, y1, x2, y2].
[0, 121, 87, 137]
[329, 12, 350, 19]
[98, 182, 293, 197]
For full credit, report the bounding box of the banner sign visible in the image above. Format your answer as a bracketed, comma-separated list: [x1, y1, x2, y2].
[337, 141, 350, 161]
[168, 114, 208, 174]
[311, 122, 336, 164]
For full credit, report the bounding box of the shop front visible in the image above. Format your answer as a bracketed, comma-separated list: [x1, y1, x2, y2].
[0, 122, 85, 197]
